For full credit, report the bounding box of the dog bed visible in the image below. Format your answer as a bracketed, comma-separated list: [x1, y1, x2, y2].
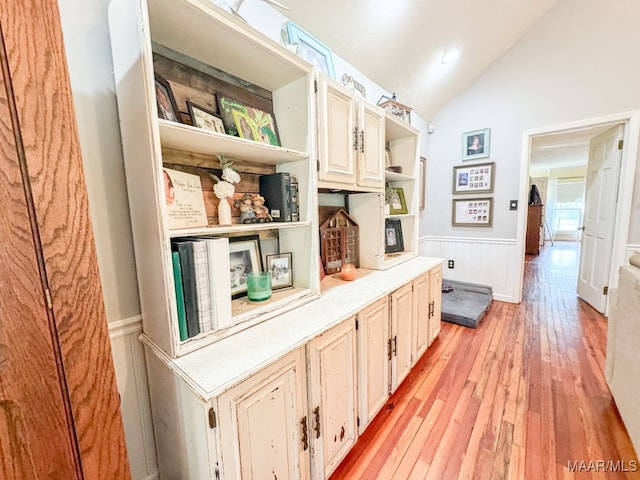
[441, 279, 493, 328]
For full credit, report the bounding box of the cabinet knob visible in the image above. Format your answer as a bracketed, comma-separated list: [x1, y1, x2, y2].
[313, 406, 321, 439]
[300, 416, 308, 450]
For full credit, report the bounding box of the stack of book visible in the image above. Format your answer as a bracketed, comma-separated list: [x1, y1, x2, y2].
[259, 173, 300, 223]
[171, 237, 233, 340]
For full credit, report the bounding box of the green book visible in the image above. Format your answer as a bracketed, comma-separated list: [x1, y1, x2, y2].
[172, 251, 188, 341]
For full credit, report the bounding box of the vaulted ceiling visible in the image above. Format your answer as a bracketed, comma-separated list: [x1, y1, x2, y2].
[277, 0, 560, 119]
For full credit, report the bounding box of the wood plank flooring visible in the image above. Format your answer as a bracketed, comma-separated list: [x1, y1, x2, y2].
[330, 242, 639, 479]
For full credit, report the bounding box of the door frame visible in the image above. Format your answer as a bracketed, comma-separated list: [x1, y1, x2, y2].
[515, 110, 640, 313]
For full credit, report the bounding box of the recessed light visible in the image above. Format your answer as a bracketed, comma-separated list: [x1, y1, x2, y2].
[441, 47, 460, 64]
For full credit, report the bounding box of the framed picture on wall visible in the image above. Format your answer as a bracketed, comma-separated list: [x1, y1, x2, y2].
[462, 128, 490, 160]
[453, 162, 495, 195]
[452, 197, 493, 227]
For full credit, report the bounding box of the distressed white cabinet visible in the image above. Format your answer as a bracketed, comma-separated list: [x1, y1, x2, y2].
[307, 318, 358, 478]
[356, 296, 390, 434]
[390, 282, 414, 392]
[217, 348, 309, 480]
[317, 76, 385, 192]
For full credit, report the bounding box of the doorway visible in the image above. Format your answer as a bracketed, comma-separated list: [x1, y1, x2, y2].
[516, 112, 640, 315]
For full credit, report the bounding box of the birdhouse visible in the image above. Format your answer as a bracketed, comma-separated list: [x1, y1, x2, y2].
[319, 207, 359, 275]
[377, 93, 412, 123]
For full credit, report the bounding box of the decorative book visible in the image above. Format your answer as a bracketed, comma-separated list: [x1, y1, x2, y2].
[163, 167, 208, 230]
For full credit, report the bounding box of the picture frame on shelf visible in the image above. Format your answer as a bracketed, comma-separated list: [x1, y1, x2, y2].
[229, 235, 263, 299]
[285, 21, 336, 79]
[452, 162, 495, 195]
[266, 252, 293, 290]
[462, 128, 490, 160]
[154, 73, 181, 123]
[218, 96, 280, 146]
[420, 156, 426, 211]
[186, 100, 226, 134]
[384, 218, 404, 254]
[388, 187, 408, 215]
[452, 197, 493, 227]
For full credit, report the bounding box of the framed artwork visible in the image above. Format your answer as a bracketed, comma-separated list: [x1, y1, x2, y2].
[266, 252, 293, 290]
[452, 162, 495, 195]
[462, 128, 490, 160]
[229, 235, 263, 299]
[388, 187, 408, 215]
[452, 197, 493, 227]
[286, 21, 336, 79]
[154, 73, 181, 123]
[384, 218, 404, 254]
[186, 100, 225, 134]
[217, 96, 280, 146]
[419, 156, 426, 211]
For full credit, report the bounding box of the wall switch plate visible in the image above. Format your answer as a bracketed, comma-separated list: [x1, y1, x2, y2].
[448, 260, 454, 269]
[510, 200, 518, 210]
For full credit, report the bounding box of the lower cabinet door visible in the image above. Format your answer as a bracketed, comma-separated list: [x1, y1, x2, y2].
[429, 266, 443, 344]
[217, 347, 309, 480]
[412, 272, 430, 363]
[307, 318, 358, 478]
[357, 296, 390, 434]
[391, 282, 413, 391]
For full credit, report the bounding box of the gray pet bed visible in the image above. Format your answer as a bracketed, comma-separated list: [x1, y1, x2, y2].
[441, 279, 493, 328]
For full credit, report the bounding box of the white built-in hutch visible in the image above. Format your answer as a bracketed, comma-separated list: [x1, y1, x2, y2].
[109, 0, 444, 478]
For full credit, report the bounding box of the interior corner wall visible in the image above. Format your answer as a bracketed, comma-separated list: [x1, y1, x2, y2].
[420, 0, 640, 301]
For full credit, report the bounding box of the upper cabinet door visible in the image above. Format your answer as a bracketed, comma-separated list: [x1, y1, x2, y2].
[357, 100, 385, 189]
[317, 77, 357, 185]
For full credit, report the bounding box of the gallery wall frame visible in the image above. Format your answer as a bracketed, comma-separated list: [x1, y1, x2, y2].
[452, 161, 495, 195]
[452, 197, 493, 227]
[462, 128, 490, 160]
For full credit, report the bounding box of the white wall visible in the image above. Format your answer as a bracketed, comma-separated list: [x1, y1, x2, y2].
[421, 0, 640, 300]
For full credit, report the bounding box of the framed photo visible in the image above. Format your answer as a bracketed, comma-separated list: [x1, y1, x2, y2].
[266, 252, 293, 290]
[384, 218, 404, 254]
[388, 187, 408, 215]
[154, 73, 181, 123]
[217, 96, 280, 146]
[229, 235, 263, 299]
[186, 100, 225, 134]
[453, 162, 495, 195]
[286, 21, 336, 79]
[452, 197, 493, 227]
[462, 128, 490, 160]
[419, 156, 426, 211]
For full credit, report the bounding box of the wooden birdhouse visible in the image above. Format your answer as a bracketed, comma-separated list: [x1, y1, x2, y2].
[319, 207, 359, 274]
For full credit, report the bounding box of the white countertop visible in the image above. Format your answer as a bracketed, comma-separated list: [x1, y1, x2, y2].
[143, 255, 444, 400]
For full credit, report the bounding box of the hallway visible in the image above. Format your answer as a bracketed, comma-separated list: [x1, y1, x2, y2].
[330, 243, 638, 479]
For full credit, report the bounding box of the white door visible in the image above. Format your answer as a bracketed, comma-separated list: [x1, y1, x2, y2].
[390, 283, 413, 392]
[357, 100, 385, 189]
[577, 125, 624, 312]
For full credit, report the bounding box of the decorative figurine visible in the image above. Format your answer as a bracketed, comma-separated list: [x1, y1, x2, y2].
[252, 194, 272, 223]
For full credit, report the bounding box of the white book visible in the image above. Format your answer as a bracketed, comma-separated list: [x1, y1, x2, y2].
[192, 240, 213, 333]
[199, 237, 233, 331]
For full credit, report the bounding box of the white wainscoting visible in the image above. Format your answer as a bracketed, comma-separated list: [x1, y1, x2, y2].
[625, 244, 640, 263]
[109, 316, 159, 480]
[419, 236, 521, 303]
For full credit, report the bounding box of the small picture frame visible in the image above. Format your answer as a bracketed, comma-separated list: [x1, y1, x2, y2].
[384, 218, 404, 254]
[186, 100, 226, 134]
[388, 187, 408, 215]
[266, 252, 293, 290]
[154, 73, 181, 123]
[452, 197, 493, 227]
[462, 128, 490, 161]
[229, 235, 263, 299]
[286, 21, 336, 79]
[453, 162, 495, 195]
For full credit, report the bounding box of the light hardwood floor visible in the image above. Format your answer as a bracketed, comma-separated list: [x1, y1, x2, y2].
[330, 242, 639, 479]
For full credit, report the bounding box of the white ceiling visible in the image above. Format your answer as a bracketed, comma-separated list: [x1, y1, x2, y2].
[274, 0, 560, 119]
